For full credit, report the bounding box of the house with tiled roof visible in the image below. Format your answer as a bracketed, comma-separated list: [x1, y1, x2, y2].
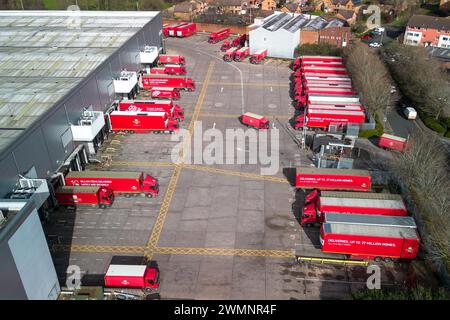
[404, 15, 450, 48]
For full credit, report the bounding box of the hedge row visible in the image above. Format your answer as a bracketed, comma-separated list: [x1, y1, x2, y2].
[358, 114, 384, 138]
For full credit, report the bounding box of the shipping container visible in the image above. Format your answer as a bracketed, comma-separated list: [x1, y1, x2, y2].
[65, 170, 159, 197]
[378, 133, 407, 152]
[240, 112, 269, 129]
[140, 74, 195, 91]
[295, 167, 371, 191]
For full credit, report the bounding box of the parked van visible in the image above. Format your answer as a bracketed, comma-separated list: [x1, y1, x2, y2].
[403, 107, 417, 120]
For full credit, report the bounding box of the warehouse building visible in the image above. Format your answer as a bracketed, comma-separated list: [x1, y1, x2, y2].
[249, 12, 345, 59]
[0, 10, 163, 300]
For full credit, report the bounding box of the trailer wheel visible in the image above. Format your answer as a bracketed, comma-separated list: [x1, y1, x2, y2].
[374, 256, 382, 263]
[129, 130, 135, 134]
[124, 193, 131, 198]
[187, 88, 193, 92]
[144, 287, 153, 293]
[383, 257, 392, 263]
[99, 204, 107, 209]
[146, 193, 153, 198]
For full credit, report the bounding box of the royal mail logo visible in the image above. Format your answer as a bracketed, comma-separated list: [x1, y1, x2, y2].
[361, 183, 367, 187]
[121, 280, 130, 285]
[153, 91, 161, 96]
[133, 118, 141, 125]
[131, 186, 137, 190]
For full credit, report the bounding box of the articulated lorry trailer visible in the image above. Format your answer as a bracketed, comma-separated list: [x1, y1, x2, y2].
[301, 61, 345, 68]
[65, 170, 159, 198]
[140, 74, 195, 91]
[297, 94, 360, 107]
[208, 28, 230, 43]
[109, 111, 179, 133]
[300, 191, 407, 227]
[166, 22, 188, 37]
[296, 87, 356, 99]
[295, 167, 371, 192]
[295, 81, 354, 91]
[300, 74, 352, 83]
[223, 47, 239, 62]
[150, 65, 186, 75]
[300, 66, 348, 75]
[320, 213, 420, 262]
[293, 56, 343, 70]
[54, 186, 114, 209]
[158, 55, 186, 65]
[293, 109, 366, 130]
[118, 100, 184, 121]
[378, 133, 408, 152]
[176, 22, 196, 37]
[150, 87, 181, 100]
[306, 103, 364, 112]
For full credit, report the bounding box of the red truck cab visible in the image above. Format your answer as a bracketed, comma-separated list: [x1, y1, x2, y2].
[164, 64, 186, 75]
[221, 40, 231, 52]
[234, 47, 250, 62]
[223, 47, 239, 62]
[240, 112, 269, 129]
[232, 34, 247, 47]
[250, 49, 268, 64]
[104, 264, 159, 292]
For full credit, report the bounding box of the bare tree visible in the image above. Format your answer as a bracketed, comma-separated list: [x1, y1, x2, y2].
[344, 42, 392, 119]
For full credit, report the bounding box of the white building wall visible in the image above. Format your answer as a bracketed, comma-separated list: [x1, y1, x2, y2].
[8, 210, 60, 300]
[249, 27, 300, 59]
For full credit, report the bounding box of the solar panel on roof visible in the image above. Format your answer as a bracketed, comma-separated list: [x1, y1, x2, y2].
[284, 14, 308, 33]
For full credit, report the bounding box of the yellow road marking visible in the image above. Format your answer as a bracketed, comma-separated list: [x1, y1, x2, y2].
[155, 246, 294, 258]
[112, 161, 287, 184]
[51, 244, 294, 259]
[204, 82, 289, 88]
[145, 62, 216, 260]
[187, 112, 291, 120]
[297, 256, 369, 266]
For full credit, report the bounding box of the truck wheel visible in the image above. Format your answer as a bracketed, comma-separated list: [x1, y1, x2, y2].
[146, 193, 153, 198]
[383, 257, 392, 263]
[129, 130, 135, 134]
[144, 287, 153, 293]
[124, 193, 131, 198]
[305, 223, 313, 228]
[187, 88, 193, 92]
[374, 257, 382, 263]
[99, 204, 107, 209]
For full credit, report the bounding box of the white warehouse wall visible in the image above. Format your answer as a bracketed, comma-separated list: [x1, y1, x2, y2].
[249, 28, 300, 59]
[8, 210, 60, 300]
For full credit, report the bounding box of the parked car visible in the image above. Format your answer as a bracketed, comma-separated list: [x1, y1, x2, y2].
[361, 35, 373, 41]
[369, 42, 382, 48]
[403, 107, 417, 120]
[390, 85, 397, 94]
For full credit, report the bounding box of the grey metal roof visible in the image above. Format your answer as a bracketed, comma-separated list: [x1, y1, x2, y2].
[0, 10, 158, 153]
[323, 222, 419, 239]
[304, 16, 329, 30]
[283, 14, 309, 33]
[324, 213, 416, 228]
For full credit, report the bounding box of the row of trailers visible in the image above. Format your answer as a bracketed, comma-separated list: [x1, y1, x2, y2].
[290, 58, 420, 263]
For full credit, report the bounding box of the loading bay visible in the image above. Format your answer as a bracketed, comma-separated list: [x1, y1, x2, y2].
[45, 34, 420, 299]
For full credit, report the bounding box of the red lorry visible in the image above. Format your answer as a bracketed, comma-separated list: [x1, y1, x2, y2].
[104, 263, 160, 294]
[54, 186, 114, 209]
[320, 214, 420, 262]
[297, 94, 360, 107]
[162, 23, 170, 37]
[300, 191, 408, 227]
[118, 100, 184, 121]
[306, 103, 364, 112]
[223, 47, 239, 62]
[150, 87, 181, 100]
[159, 55, 186, 65]
[301, 75, 352, 83]
[294, 109, 366, 130]
[301, 61, 345, 68]
[109, 111, 179, 133]
[295, 167, 371, 192]
[250, 49, 268, 64]
[140, 74, 195, 91]
[378, 133, 407, 152]
[208, 28, 231, 43]
[232, 34, 247, 47]
[240, 112, 269, 129]
[221, 40, 231, 52]
[296, 81, 353, 91]
[234, 46, 250, 62]
[65, 170, 159, 198]
[296, 87, 356, 99]
[149, 67, 166, 75]
[167, 22, 188, 37]
[176, 22, 196, 37]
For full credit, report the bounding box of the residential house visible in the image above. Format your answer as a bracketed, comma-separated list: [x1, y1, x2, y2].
[173, 2, 196, 20]
[336, 9, 356, 25]
[322, 0, 361, 13]
[261, 0, 277, 11]
[440, 0, 450, 15]
[219, 0, 245, 14]
[281, 3, 302, 13]
[404, 15, 450, 48]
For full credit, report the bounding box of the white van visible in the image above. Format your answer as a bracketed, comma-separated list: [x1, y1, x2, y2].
[403, 107, 417, 120]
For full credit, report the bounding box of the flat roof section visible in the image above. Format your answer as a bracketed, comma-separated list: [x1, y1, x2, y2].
[0, 10, 159, 155]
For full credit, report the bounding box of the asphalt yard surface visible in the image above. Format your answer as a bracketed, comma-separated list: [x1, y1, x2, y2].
[45, 34, 415, 300]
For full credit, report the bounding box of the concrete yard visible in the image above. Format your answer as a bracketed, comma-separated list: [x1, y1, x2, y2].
[45, 34, 415, 300]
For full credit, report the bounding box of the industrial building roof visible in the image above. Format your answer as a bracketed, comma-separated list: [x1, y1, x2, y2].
[0, 10, 159, 154]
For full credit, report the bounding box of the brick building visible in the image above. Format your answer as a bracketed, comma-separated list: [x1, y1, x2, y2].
[404, 15, 450, 48]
